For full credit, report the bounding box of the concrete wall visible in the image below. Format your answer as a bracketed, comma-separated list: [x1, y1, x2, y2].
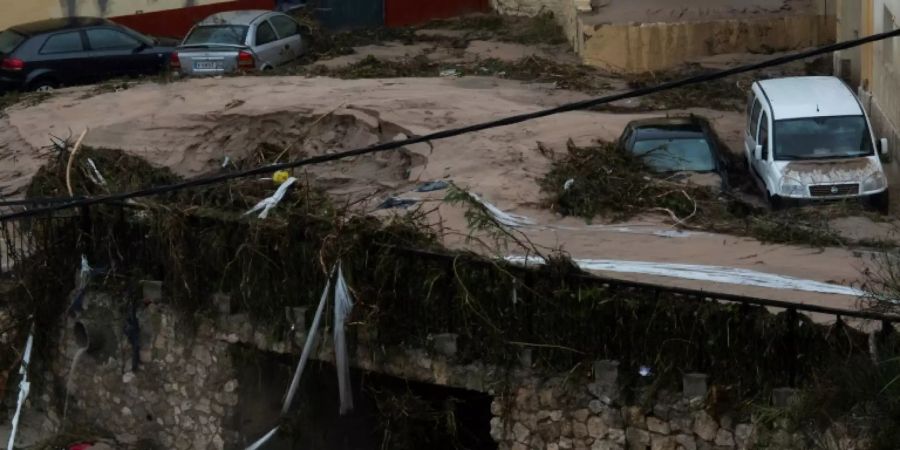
[834, 0, 864, 86]
[580, 15, 836, 73]
[491, 0, 837, 73]
[870, 0, 900, 145]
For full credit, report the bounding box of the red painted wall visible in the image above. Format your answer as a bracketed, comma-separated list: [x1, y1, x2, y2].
[385, 0, 490, 27]
[111, 0, 277, 39]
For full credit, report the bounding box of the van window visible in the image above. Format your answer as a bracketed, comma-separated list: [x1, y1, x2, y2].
[749, 99, 762, 137]
[746, 94, 755, 129]
[758, 112, 769, 160]
[774, 116, 874, 160]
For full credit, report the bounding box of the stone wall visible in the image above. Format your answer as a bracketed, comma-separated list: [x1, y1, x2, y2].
[23, 283, 874, 450]
[487, 364, 868, 450]
[40, 288, 241, 449]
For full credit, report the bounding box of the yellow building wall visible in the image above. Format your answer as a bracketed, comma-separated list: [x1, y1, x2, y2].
[0, 0, 229, 31]
[580, 15, 836, 73]
[869, 0, 900, 149]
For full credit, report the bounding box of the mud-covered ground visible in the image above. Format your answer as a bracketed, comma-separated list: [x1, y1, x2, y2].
[0, 14, 891, 312]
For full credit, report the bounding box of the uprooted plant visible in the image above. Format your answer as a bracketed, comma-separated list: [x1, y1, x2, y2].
[539, 139, 892, 248]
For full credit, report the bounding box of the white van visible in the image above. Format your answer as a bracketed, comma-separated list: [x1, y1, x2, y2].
[744, 76, 890, 210]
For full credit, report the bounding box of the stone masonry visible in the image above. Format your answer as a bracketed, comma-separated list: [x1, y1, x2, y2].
[22, 283, 875, 449]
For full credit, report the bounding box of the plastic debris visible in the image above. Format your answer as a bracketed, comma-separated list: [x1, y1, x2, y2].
[245, 427, 279, 450]
[639, 366, 652, 377]
[564, 178, 575, 191]
[86, 158, 107, 186]
[377, 197, 418, 210]
[7, 331, 34, 450]
[221, 156, 231, 168]
[79, 255, 91, 290]
[469, 192, 535, 228]
[415, 180, 450, 192]
[504, 255, 865, 296]
[244, 177, 298, 219]
[440, 69, 460, 77]
[281, 271, 332, 415]
[334, 264, 355, 415]
[273, 170, 291, 185]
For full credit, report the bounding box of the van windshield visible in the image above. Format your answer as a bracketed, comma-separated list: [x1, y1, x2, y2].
[774, 116, 874, 160]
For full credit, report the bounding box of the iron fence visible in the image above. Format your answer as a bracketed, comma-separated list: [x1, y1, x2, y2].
[0, 200, 82, 280]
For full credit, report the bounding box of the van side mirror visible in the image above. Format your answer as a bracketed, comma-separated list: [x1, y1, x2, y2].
[754, 144, 763, 160]
[880, 138, 890, 158]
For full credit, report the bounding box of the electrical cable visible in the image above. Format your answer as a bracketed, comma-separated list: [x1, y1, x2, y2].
[2, 27, 899, 222]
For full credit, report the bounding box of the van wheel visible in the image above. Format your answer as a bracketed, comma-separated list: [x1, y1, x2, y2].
[767, 192, 783, 211]
[869, 191, 890, 214]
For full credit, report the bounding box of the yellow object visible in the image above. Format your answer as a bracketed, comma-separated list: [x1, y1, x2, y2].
[273, 170, 290, 185]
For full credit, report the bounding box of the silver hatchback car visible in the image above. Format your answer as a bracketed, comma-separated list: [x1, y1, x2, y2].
[172, 10, 307, 75]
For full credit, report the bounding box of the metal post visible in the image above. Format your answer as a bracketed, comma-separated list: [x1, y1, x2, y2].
[786, 308, 798, 387]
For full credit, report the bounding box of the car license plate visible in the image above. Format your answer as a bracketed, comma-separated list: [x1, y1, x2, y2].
[194, 61, 221, 70]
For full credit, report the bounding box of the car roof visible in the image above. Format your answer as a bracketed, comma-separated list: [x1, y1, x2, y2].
[756, 76, 863, 120]
[198, 10, 273, 26]
[628, 117, 708, 141]
[9, 17, 112, 36]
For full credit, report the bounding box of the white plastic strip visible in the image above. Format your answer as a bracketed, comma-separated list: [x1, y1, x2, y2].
[333, 264, 355, 415]
[281, 273, 331, 414]
[468, 193, 534, 228]
[245, 426, 279, 450]
[7, 332, 34, 450]
[506, 255, 865, 297]
[244, 177, 298, 219]
[86, 158, 107, 186]
[79, 254, 91, 290]
[244, 274, 333, 450]
[465, 192, 699, 238]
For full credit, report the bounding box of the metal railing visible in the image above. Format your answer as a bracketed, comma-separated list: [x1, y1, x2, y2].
[0, 200, 82, 279]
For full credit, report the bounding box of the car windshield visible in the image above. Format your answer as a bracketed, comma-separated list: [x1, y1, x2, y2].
[183, 25, 248, 46]
[0, 30, 25, 54]
[774, 116, 874, 160]
[631, 138, 716, 172]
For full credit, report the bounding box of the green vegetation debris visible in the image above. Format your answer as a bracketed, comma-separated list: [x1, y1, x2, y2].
[539, 139, 891, 248]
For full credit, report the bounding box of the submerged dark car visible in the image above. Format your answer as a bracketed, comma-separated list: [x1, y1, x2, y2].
[0, 17, 176, 92]
[618, 116, 729, 188]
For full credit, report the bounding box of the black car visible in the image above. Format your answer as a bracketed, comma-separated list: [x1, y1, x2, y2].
[0, 17, 176, 92]
[618, 116, 729, 188]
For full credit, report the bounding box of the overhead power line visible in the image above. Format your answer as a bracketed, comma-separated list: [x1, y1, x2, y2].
[2, 28, 900, 222]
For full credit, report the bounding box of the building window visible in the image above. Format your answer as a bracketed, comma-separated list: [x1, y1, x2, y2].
[886, 6, 897, 66]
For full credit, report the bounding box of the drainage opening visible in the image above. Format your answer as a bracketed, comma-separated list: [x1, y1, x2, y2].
[235, 348, 496, 450]
[73, 321, 89, 349]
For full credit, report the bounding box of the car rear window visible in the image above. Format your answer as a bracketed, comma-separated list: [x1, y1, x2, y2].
[632, 138, 716, 172]
[183, 25, 248, 46]
[0, 30, 26, 54]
